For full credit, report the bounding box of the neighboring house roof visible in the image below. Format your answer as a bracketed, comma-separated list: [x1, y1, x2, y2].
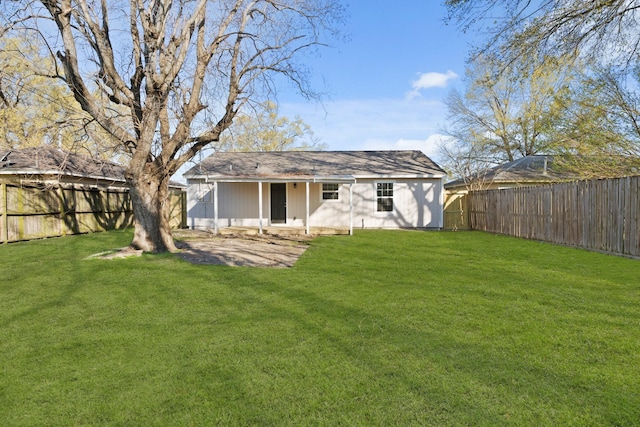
[0, 146, 185, 188]
[0, 146, 126, 182]
[184, 150, 446, 182]
[445, 155, 576, 190]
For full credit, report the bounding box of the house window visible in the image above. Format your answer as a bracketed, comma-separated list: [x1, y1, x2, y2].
[376, 182, 393, 212]
[322, 183, 339, 200]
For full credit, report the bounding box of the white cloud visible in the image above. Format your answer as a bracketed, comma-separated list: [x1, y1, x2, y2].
[406, 70, 458, 99]
[413, 70, 459, 89]
[280, 97, 451, 163]
[395, 135, 448, 158]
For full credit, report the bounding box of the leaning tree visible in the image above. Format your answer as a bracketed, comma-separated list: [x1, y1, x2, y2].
[445, 0, 640, 67]
[1, 0, 344, 252]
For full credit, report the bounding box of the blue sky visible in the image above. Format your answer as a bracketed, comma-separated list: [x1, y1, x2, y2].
[278, 1, 474, 164]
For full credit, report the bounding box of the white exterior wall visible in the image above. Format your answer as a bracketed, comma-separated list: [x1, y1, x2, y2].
[286, 182, 308, 226]
[358, 178, 443, 228]
[187, 180, 269, 229]
[186, 177, 443, 230]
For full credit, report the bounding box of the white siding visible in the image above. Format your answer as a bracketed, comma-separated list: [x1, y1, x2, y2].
[317, 179, 443, 229]
[186, 177, 443, 230]
[186, 180, 268, 229]
[308, 183, 352, 227]
[286, 182, 306, 226]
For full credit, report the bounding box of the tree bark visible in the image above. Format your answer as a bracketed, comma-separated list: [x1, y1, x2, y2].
[7, 0, 344, 253]
[127, 168, 176, 253]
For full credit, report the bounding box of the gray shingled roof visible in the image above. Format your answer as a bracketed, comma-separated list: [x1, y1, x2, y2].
[1, 146, 186, 188]
[445, 155, 576, 189]
[184, 150, 445, 181]
[0, 146, 126, 181]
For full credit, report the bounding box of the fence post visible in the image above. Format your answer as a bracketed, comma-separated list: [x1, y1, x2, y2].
[181, 190, 187, 229]
[58, 186, 66, 236]
[17, 186, 25, 240]
[1, 182, 6, 244]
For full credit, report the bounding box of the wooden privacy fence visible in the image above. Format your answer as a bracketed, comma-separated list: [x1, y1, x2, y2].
[444, 191, 469, 230]
[468, 176, 640, 257]
[0, 183, 186, 243]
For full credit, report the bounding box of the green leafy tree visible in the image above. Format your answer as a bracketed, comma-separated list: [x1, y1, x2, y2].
[220, 101, 325, 152]
[444, 1, 640, 178]
[0, 37, 102, 153]
[554, 66, 640, 178]
[2, 0, 344, 253]
[439, 53, 575, 183]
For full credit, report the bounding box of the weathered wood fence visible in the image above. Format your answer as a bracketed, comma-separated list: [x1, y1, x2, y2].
[444, 191, 469, 231]
[0, 183, 186, 243]
[467, 176, 640, 257]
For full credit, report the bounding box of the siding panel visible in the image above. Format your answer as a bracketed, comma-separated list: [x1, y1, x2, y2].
[186, 178, 444, 230]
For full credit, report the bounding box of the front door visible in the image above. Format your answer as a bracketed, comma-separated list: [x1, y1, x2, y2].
[270, 183, 286, 224]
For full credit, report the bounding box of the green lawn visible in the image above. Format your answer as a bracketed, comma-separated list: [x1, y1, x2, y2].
[1, 230, 639, 426]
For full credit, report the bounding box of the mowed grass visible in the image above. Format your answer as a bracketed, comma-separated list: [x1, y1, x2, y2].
[1, 230, 639, 426]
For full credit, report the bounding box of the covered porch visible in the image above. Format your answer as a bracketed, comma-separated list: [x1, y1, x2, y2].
[217, 225, 351, 237]
[202, 176, 357, 236]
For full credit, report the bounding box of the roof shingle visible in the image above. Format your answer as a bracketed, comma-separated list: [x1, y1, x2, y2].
[445, 155, 577, 189]
[0, 146, 125, 180]
[184, 150, 445, 180]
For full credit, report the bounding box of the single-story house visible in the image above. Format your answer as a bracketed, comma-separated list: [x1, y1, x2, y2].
[1, 145, 131, 189]
[1, 145, 186, 192]
[183, 150, 446, 234]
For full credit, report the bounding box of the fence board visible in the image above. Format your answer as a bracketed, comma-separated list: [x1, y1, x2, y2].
[1, 183, 185, 243]
[468, 176, 640, 257]
[628, 177, 636, 256]
[1, 183, 6, 243]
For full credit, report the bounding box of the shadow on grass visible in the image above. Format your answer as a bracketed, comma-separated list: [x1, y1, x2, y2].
[221, 266, 637, 425]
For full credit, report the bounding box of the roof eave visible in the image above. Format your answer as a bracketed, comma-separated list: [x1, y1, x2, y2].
[353, 173, 446, 179]
[190, 174, 357, 183]
[0, 169, 126, 183]
[185, 172, 446, 181]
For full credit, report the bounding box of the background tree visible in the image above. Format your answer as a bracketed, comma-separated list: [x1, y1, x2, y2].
[2, 0, 344, 252]
[553, 66, 640, 177]
[439, 52, 575, 183]
[438, 136, 497, 190]
[444, 0, 640, 179]
[219, 101, 326, 152]
[0, 36, 117, 156]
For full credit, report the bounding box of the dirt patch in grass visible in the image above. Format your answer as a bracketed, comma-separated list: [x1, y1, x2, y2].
[172, 229, 311, 268]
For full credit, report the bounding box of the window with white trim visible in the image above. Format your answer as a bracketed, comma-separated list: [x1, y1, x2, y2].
[322, 183, 339, 200]
[376, 182, 394, 212]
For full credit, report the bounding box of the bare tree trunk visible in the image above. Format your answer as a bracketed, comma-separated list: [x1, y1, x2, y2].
[127, 169, 176, 253]
[6, 0, 344, 253]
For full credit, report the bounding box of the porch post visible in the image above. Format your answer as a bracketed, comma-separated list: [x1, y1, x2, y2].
[305, 181, 310, 235]
[349, 183, 354, 236]
[213, 181, 219, 234]
[438, 178, 445, 229]
[258, 181, 263, 235]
